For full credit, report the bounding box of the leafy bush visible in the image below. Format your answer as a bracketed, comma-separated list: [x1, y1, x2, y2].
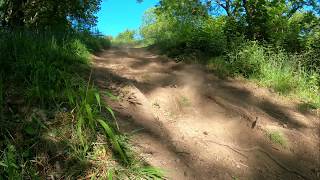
[112, 29, 137, 45]
[140, 8, 227, 56]
[78, 31, 111, 52]
[227, 41, 265, 77]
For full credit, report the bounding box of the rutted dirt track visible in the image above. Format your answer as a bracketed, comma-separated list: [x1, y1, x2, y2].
[93, 47, 320, 180]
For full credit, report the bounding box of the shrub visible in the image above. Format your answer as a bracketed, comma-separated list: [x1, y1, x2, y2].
[219, 42, 320, 107]
[140, 9, 227, 56]
[227, 41, 265, 77]
[112, 29, 137, 46]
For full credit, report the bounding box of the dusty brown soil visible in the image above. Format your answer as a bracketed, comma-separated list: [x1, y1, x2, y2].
[92, 47, 320, 180]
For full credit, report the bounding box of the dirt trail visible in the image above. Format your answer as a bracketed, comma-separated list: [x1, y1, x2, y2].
[93, 47, 320, 180]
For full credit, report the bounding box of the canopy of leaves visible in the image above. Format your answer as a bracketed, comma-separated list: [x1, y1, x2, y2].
[0, 0, 102, 30]
[141, 0, 319, 53]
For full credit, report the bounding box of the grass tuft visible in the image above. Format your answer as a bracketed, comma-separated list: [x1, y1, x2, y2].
[266, 130, 287, 146]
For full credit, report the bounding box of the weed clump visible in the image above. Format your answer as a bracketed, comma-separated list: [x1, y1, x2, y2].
[266, 130, 287, 146]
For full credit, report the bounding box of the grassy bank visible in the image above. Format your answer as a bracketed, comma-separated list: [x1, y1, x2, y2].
[0, 30, 163, 179]
[205, 42, 320, 110]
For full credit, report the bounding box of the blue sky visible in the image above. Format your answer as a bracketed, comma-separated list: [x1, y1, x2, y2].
[96, 0, 159, 37]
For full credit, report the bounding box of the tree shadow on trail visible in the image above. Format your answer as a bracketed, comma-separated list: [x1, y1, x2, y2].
[92, 48, 319, 179]
[99, 48, 315, 131]
[210, 83, 313, 130]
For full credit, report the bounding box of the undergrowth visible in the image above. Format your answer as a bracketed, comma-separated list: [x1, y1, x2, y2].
[206, 42, 320, 110]
[0, 30, 164, 179]
[111, 29, 150, 48]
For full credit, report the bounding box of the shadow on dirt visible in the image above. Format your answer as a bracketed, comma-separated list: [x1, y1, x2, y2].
[102, 48, 314, 130]
[210, 83, 312, 129]
[92, 47, 319, 180]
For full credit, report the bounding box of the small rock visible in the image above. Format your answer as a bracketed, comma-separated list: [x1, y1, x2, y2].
[203, 131, 208, 135]
[282, 124, 288, 128]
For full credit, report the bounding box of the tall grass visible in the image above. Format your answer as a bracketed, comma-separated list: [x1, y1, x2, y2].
[0, 30, 164, 179]
[207, 41, 320, 108]
[0, 75, 3, 119]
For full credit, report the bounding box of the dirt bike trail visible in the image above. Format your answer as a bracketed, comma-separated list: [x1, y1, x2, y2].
[92, 47, 320, 180]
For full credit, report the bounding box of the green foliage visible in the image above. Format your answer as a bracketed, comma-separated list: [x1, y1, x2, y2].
[0, 30, 109, 107]
[206, 43, 320, 107]
[98, 119, 128, 164]
[79, 31, 111, 52]
[0, 0, 102, 30]
[139, 1, 320, 108]
[266, 130, 287, 146]
[111, 164, 165, 180]
[112, 29, 138, 46]
[0, 144, 21, 180]
[0, 29, 163, 179]
[0, 30, 133, 178]
[140, 7, 226, 56]
[133, 167, 165, 179]
[141, 0, 319, 55]
[0, 75, 3, 118]
[0, 1, 163, 179]
[227, 41, 265, 77]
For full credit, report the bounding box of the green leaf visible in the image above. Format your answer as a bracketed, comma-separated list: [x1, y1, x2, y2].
[85, 104, 94, 128]
[0, 161, 8, 167]
[9, 162, 18, 169]
[107, 169, 113, 180]
[105, 91, 119, 101]
[106, 106, 119, 130]
[77, 116, 85, 145]
[33, 116, 47, 129]
[139, 167, 165, 179]
[24, 125, 37, 135]
[95, 92, 101, 111]
[98, 119, 128, 164]
[67, 90, 75, 105]
[106, 106, 116, 121]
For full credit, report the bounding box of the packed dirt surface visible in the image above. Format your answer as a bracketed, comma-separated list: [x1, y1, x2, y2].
[92, 47, 320, 180]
